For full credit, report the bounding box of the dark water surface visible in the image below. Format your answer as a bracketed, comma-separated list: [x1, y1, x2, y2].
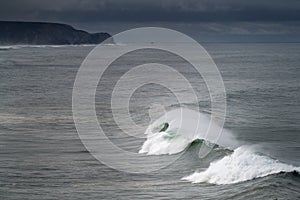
[0, 44, 299, 199]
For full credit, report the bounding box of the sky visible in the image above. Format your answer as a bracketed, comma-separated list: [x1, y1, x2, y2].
[1, 0, 300, 42]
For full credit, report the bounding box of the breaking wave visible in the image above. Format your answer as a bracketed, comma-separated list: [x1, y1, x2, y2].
[182, 145, 300, 185]
[139, 108, 300, 185]
[139, 108, 238, 155]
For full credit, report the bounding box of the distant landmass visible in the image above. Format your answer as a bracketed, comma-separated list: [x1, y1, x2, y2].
[0, 21, 113, 45]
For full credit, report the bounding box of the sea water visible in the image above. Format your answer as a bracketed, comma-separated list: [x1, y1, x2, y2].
[0, 43, 299, 199]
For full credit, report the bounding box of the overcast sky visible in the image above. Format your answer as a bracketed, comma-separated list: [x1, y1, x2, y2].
[1, 0, 300, 41]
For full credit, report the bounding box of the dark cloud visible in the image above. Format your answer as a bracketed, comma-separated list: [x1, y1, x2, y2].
[2, 0, 300, 41]
[1, 0, 300, 22]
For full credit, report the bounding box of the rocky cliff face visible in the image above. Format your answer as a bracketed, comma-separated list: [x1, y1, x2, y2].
[0, 21, 113, 45]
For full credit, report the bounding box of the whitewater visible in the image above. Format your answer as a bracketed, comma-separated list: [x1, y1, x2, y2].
[139, 108, 300, 185]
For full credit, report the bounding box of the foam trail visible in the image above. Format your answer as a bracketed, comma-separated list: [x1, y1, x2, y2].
[139, 108, 237, 155]
[0, 45, 20, 50]
[182, 145, 300, 185]
[0, 44, 97, 50]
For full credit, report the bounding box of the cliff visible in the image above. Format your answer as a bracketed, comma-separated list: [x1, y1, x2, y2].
[0, 21, 113, 45]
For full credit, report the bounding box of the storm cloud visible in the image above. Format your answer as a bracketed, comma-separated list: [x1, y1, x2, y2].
[1, 0, 300, 42]
[1, 0, 300, 22]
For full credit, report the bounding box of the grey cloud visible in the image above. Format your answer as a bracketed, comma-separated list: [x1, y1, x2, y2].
[1, 0, 300, 22]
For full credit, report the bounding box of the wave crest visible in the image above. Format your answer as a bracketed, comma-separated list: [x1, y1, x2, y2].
[182, 146, 300, 185]
[139, 108, 237, 155]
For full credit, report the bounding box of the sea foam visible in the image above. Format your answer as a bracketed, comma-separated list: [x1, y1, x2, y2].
[139, 108, 237, 155]
[139, 108, 300, 184]
[182, 145, 300, 185]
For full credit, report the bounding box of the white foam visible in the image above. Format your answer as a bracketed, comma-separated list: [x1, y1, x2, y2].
[182, 146, 300, 185]
[0, 45, 21, 50]
[0, 44, 96, 49]
[139, 108, 237, 155]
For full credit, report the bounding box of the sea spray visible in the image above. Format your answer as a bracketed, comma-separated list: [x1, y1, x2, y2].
[139, 108, 238, 155]
[139, 108, 300, 185]
[182, 145, 300, 185]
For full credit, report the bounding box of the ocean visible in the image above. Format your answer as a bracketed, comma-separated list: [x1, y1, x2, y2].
[0, 43, 299, 199]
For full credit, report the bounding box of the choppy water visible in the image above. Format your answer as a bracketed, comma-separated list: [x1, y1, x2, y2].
[0, 43, 300, 199]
